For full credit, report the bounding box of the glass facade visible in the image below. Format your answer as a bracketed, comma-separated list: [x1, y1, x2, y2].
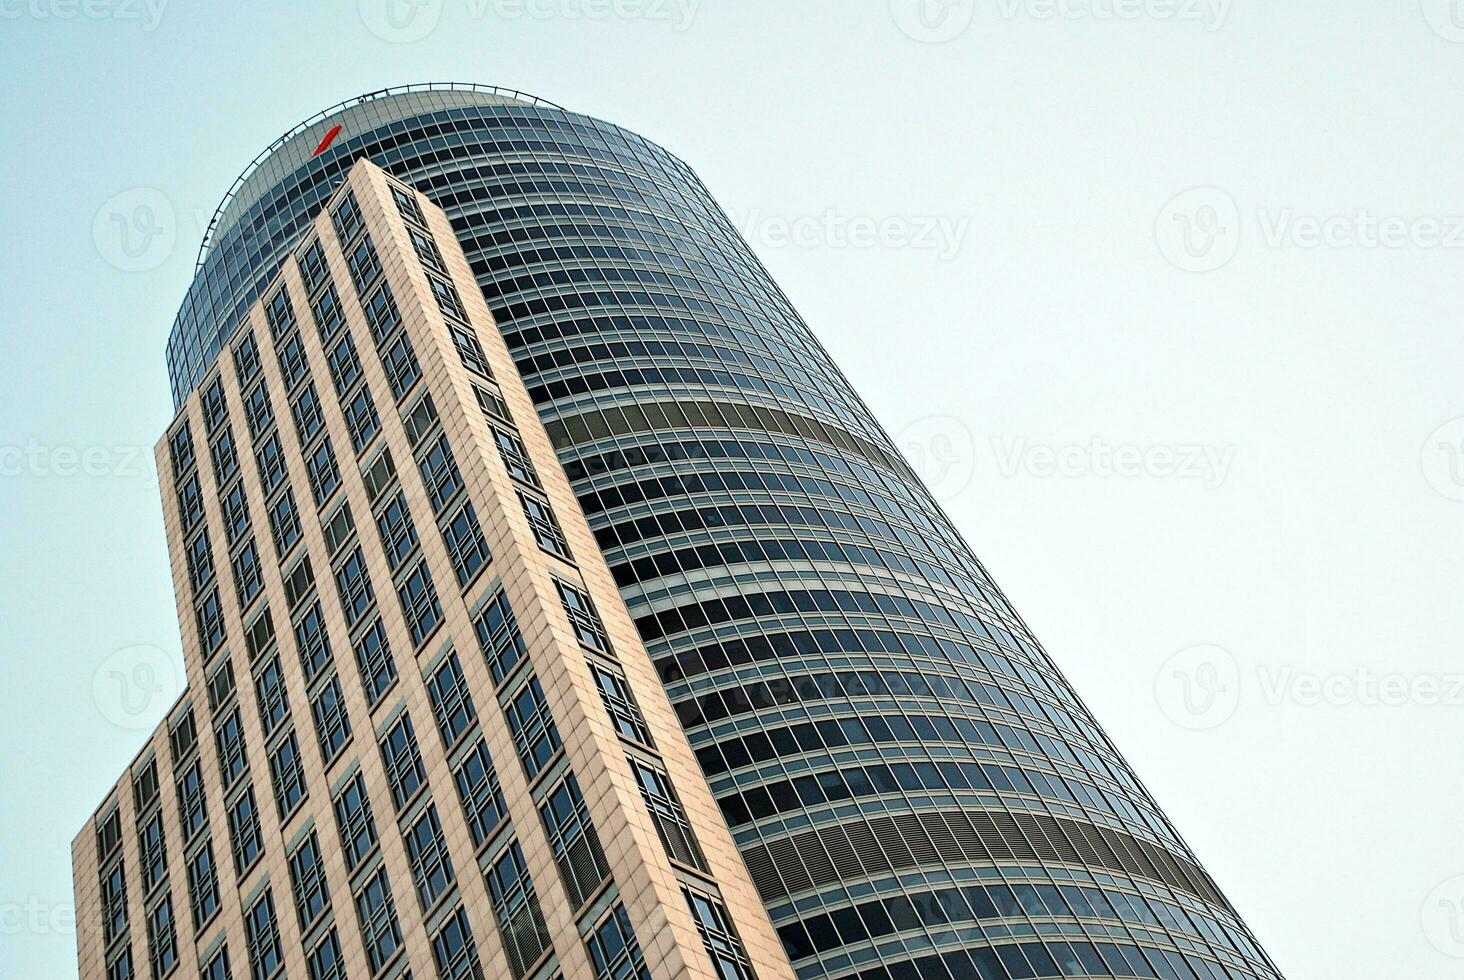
[164, 84, 1280, 980]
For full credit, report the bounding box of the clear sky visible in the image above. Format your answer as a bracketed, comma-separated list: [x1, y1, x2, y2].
[4, 2, 1463, 977]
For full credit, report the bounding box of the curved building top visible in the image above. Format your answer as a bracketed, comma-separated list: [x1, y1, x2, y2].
[164, 83, 645, 406]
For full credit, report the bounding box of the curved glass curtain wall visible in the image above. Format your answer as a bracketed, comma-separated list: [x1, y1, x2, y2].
[166, 86, 1282, 980]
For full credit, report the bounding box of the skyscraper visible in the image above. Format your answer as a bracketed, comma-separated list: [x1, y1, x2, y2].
[76, 84, 1281, 980]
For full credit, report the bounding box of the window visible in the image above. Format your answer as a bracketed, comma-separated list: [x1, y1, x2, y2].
[586, 903, 650, 980]
[234, 331, 262, 384]
[629, 758, 706, 871]
[242, 383, 274, 440]
[232, 540, 264, 610]
[409, 226, 446, 272]
[227, 787, 264, 875]
[292, 601, 330, 681]
[177, 472, 204, 532]
[310, 675, 352, 762]
[331, 191, 362, 243]
[416, 433, 463, 513]
[555, 580, 610, 654]
[215, 707, 248, 787]
[210, 427, 239, 487]
[378, 713, 426, 810]
[195, 587, 226, 656]
[472, 382, 511, 422]
[169, 422, 195, 478]
[485, 841, 551, 978]
[100, 860, 127, 942]
[176, 760, 206, 840]
[327, 333, 362, 396]
[353, 618, 397, 704]
[267, 732, 307, 819]
[222, 481, 252, 545]
[429, 275, 468, 321]
[97, 808, 123, 861]
[402, 393, 439, 448]
[353, 867, 403, 974]
[590, 665, 652, 746]
[452, 738, 507, 848]
[266, 489, 301, 557]
[403, 804, 455, 908]
[245, 889, 284, 980]
[333, 545, 374, 627]
[343, 385, 381, 453]
[265, 288, 296, 339]
[380, 332, 421, 400]
[431, 906, 482, 980]
[449, 322, 492, 377]
[291, 382, 325, 445]
[145, 895, 178, 979]
[346, 235, 383, 294]
[539, 773, 609, 909]
[441, 502, 490, 585]
[306, 929, 347, 980]
[133, 759, 160, 810]
[106, 945, 135, 980]
[519, 491, 571, 560]
[288, 831, 330, 931]
[169, 709, 197, 763]
[321, 501, 356, 555]
[392, 184, 427, 226]
[427, 652, 476, 746]
[306, 437, 341, 506]
[684, 890, 755, 980]
[206, 659, 236, 714]
[298, 237, 328, 294]
[362, 449, 398, 504]
[202, 946, 230, 980]
[333, 772, 378, 870]
[398, 560, 443, 647]
[505, 675, 561, 780]
[137, 810, 167, 892]
[254, 433, 286, 497]
[276, 330, 309, 390]
[310, 284, 347, 342]
[374, 491, 419, 571]
[254, 656, 289, 734]
[186, 841, 220, 928]
[474, 589, 526, 686]
[186, 530, 214, 592]
[363, 284, 403, 345]
[493, 427, 540, 487]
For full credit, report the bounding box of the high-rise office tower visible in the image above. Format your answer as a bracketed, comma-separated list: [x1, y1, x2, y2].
[76, 85, 1281, 980]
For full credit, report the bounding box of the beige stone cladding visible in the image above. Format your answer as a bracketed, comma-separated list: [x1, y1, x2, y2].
[72, 158, 793, 980]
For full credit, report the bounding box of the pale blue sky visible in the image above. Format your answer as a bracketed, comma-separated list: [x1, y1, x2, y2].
[5, 2, 1464, 977]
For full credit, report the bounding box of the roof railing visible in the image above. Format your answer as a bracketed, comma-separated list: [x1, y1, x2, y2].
[194, 82, 563, 269]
